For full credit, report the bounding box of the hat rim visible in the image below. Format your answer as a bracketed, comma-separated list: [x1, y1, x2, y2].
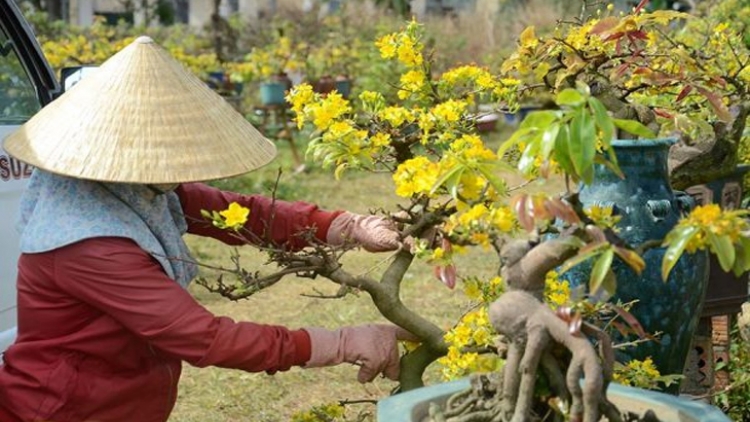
[2, 35, 280, 184]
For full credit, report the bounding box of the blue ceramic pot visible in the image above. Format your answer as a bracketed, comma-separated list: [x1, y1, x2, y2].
[334, 78, 352, 98]
[563, 138, 709, 379]
[259, 81, 287, 106]
[376, 378, 731, 421]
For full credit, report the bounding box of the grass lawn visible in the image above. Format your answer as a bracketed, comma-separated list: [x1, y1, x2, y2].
[169, 126, 559, 421]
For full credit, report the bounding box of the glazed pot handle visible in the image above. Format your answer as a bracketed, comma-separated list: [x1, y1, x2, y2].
[673, 191, 696, 216]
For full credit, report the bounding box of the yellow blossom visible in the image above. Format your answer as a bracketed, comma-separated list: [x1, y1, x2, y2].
[379, 106, 415, 127]
[392, 156, 440, 197]
[375, 34, 398, 59]
[432, 99, 466, 123]
[219, 202, 250, 229]
[370, 132, 391, 147]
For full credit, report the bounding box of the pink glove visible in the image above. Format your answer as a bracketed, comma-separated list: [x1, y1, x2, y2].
[327, 212, 402, 252]
[303, 324, 416, 383]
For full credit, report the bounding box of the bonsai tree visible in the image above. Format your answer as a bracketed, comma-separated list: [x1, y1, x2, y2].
[199, 4, 750, 420]
[497, 0, 750, 191]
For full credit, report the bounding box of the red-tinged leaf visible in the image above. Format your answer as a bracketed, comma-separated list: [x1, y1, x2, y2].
[569, 314, 583, 336]
[590, 16, 620, 35]
[610, 321, 633, 337]
[612, 305, 649, 339]
[442, 238, 453, 253]
[604, 32, 625, 43]
[512, 194, 535, 232]
[437, 264, 457, 289]
[696, 86, 732, 123]
[653, 108, 674, 119]
[547, 197, 582, 225]
[615, 62, 630, 78]
[629, 30, 648, 40]
[531, 195, 550, 221]
[585, 225, 607, 243]
[710, 76, 727, 88]
[676, 85, 693, 102]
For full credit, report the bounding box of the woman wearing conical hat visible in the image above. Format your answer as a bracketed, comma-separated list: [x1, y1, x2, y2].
[0, 36, 415, 422]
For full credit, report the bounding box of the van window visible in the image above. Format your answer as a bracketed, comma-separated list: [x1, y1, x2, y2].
[0, 30, 41, 125]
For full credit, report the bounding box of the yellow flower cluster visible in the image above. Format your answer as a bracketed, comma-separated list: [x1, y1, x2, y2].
[378, 106, 416, 127]
[392, 134, 499, 203]
[680, 204, 750, 252]
[438, 307, 501, 380]
[463, 276, 505, 304]
[291, 403, 346, 422]
[444, 204, 516, 248]
[613, 357, 663, 389]
[242, 35, 305, 81]
[440, 65, 498, 92]
[375, 19, 424, 68]
[375, 20, 428, 100]
[287, 84, 315, 128]
[585, 204, 621, 229]
[392, 156, 440, 198]
[307, 92, 352, 131]
[543, 271, 571, 309]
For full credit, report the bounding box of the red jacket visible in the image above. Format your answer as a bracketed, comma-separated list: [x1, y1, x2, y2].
[0, 183, 340, 422]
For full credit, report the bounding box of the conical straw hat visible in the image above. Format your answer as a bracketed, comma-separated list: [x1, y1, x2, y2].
[3, 36, 277, 184]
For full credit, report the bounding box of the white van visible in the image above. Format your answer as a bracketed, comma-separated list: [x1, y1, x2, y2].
[0, 0, 61, 353]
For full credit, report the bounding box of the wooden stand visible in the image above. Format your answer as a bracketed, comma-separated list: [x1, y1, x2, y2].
[253, 104, 304, 171]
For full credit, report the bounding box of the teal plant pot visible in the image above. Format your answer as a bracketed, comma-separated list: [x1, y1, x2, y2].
[259, 81, 287, 106]
[377, 379, 731, 421]
[562, 138, 709, 380]
[334, 78, 352, 98]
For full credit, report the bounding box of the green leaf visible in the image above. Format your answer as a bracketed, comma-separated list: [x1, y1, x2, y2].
[519, 110, 559, 129]
[334, 163, 348, 180]
[708, 232, 736, 272]
[601, 268, 616, 298]
[539, 123, 560, 159]
[590, 248, 615, 294]
[568, 110, 596, 184]
[556, 88, 585, 106]
[588, 97, 615, 147]
[476, 162, 511, 195]
[518, 134, 542, 174]
[613, 118, 657, 139]
[498, 127, 536, 157]
[560, 242, 609, 274]
[430, 163, 465, 196]
[553, 125, 575, 178]
[593, 154, 624, 179]
[661, 225, 700, 280]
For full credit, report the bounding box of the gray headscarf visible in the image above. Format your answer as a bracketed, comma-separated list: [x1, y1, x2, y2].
[17, 170, 198, 287]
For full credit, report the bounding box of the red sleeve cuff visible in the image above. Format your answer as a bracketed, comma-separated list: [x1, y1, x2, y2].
[291, 329, 312, 366]
[309, 210, 345, 243]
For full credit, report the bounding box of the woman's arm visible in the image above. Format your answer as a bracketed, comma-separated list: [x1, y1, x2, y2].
[176, 182, 342, 250]
[55, 237, 311, 372]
